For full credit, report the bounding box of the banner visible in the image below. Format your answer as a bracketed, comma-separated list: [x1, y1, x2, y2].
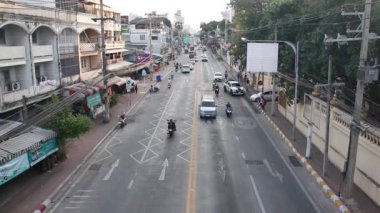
[86, 93, 102, 110]
[28, 138, 59, 166]
[247, 43, 278, 73]
[0, 154, 30, 186]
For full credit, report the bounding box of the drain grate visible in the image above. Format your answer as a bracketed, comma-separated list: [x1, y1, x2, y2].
[88, 164, 101, 171]
[288, 156, 302, 167]
[245, 160, 263, 165]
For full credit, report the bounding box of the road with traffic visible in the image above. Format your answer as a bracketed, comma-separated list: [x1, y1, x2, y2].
[49, 50, 339, 213]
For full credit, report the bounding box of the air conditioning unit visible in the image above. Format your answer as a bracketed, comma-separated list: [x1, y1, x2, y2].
[40, 76, 47, 82]
[7, 82, 21, 91]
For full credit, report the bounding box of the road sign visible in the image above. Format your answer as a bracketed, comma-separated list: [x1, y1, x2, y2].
[142, 69, 147, 77]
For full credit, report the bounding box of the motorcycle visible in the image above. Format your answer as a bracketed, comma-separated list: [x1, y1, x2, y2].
[168, 82, 171, 89]
[118, 117, 127, 128]
[226, 107, 232, 118]
[212, 82, 217, 90]
[215, 87, 220, 97]
[167, 120, 176, 137]
[149, 84, 159, 93]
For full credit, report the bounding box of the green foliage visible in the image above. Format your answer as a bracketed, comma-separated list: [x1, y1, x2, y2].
[46, 108, 91, 140]
[110, 94, 120, 107]
[229, 0, 380, 105]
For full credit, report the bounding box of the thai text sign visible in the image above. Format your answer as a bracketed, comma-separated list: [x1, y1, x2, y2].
[0, 154, 30, 186]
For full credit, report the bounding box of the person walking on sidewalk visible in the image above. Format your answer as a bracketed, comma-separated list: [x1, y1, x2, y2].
[259, 95, 267, 110]
[135, 83, 138, 93]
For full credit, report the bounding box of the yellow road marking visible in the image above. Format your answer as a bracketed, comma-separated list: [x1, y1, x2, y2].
[186, 63, 201, 213]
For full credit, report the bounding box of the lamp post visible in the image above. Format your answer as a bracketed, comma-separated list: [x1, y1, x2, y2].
[241, 38, 299, 141]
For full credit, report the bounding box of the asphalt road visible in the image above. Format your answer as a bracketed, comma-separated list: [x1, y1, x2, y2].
[49, 51, 339, 213]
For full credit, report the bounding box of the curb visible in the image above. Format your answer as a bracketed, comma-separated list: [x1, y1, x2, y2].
[255, 103, 350, 213]
[33, 199, 50, 213]
[39, 67, 172, 212]
[218, 57, 350, 213]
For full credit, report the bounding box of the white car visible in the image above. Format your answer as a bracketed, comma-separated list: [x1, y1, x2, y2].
[250, 90, 279, 102]
[213, 72, 224, 82]
[201, 54, 208, 62]
[224, 80, 245, 96]
[181, 64, 191, 73]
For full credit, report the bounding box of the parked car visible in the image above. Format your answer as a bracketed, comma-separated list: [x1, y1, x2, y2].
[213, 72, 224, 82]
[224, 80, 245, 96]
[199, 95, 217, 118]
[250, 90, 279, 102]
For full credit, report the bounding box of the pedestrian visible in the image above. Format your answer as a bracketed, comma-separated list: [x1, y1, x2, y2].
[260, 95, 267, 110]
[135, 83, 138, 93]
[246, 77, 250, 85]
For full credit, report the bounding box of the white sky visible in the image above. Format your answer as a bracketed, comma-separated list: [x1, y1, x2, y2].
[104, 0, 230, 30]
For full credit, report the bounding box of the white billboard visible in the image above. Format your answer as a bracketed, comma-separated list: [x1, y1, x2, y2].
[246, 43, 279, 73]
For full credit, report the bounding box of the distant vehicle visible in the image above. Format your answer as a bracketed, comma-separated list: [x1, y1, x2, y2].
[194, 56, 199, 62]
[250, 90, 279, 102]
[184, 49, 189, 54]
[190, 63, 194, 70]
[181, 64, 191, 73]
[201, 54, 208, 62]
[224, 80, 245, 96]
[199, 95, 217, 118]
[189, 51, 196, 58]
[189, 59, 195, 65]
[213, 72, 224, 82]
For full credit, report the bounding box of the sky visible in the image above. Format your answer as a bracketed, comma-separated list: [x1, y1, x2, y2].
[104, 0, 230, 31]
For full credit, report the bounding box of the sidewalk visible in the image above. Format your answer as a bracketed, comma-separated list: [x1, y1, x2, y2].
[0, 65, 171, 213]
[224, 61, 380, 213]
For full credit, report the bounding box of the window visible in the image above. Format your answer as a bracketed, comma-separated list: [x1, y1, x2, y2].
[0, 29, 5, 44]
[81, 58, 87, 69]
[32, 32, 37, 44]
[151, 36, 158, 40]
[139, 35, 145, 40]
[35, 65, 41, 83]
[3, 70, 10, 83]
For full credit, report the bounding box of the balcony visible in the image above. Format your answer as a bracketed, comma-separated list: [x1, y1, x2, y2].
[33, 45, 53, 63]
[2, 82, 58, 104]
[80, 43, 98, 55]
[105, 41, 125, 49]
[0, 46, 26, 67]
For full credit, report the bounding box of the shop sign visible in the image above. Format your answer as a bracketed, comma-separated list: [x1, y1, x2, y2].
[28, 138, 59, 166]
[86, 93, 102, 110]
[0, 154, 30, 186]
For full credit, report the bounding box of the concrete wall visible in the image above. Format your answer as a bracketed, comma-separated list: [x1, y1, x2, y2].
[278, 99, 380, 206]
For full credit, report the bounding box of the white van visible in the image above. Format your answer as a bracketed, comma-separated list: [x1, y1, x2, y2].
[199, 95, 217, 118]
[181, 64, 191, 73]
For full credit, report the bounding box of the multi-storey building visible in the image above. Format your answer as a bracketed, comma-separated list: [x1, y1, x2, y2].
[0, 0, 125, 114]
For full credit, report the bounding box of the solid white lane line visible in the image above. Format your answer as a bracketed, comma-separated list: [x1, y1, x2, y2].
[242, 99, 321, 213]
[72, 195, 91, 198]
[250, 175, 266, 213]
[241, 152, 246, 160]
[128, 179, 134, 189]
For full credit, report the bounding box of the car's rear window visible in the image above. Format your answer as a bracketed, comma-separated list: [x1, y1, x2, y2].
[231, 83, 241, 87]
[201, 101, 215, 107]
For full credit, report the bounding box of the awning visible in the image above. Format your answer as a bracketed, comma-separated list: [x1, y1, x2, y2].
[107, 76, 129, 86]
[106, 49, 128, 54]
[106, 61, 134, 72]
[63, 83, 104, 98]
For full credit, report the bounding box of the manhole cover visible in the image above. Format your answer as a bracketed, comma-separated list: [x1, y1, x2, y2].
[245, 160, 263, 165]
[288, 156, 302, 167]
[88, 164, 101, 171]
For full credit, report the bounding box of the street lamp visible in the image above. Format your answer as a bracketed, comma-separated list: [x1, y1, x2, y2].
[241, 37, 299, 141]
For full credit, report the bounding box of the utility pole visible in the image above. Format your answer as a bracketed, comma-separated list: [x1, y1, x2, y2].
[271, 24, 277, 116]
[99, 0, 109, 123]
[342, 0, 372, 200]
[323, 54, 332, 176]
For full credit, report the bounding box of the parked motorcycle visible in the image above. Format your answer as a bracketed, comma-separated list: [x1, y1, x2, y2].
[118, 115, 127, 128]
[215, 87, 220, 97]
[168, 82, 171, 89]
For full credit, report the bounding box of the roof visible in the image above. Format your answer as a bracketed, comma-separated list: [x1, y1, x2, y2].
[0, 119, 22, 137]
[0, 126, 56, 164]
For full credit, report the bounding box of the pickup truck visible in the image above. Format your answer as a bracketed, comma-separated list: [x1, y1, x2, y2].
[224, 80, 246, 96]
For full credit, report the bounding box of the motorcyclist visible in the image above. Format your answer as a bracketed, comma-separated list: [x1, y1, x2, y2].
[215, 84, 220, 95]
[119, 112, 127, 126]
[225, 70, 228, 79]
[168, 119, 176, 131]
[226, 102, 232, 110]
